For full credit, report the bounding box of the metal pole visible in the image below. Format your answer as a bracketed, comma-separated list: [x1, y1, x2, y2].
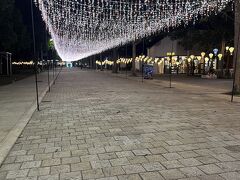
[30, 0, 39, 111]
[142, 39, 144, 83]
[48, 61, 50, 92]
[169, 41, 174, 88]
[231, 23, 240, 102]
[53, 59, 56, 85]
[169, 56, 172, 88]
[125, 45, 127, 78]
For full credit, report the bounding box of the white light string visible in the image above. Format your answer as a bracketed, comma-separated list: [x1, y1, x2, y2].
[35, 0, 232, 61]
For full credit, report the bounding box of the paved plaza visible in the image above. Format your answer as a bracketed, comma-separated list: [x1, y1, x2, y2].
[0, 68, 240, 180]
[0, 70, 57, 165]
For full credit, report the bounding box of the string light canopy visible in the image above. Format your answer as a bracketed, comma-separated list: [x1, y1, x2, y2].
[35, 0, 232, 61]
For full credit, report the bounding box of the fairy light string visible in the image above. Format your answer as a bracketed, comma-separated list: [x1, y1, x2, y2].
[35, 0, 232, 61]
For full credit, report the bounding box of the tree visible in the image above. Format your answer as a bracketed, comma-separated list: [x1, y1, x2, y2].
[0, 0, 17, 51]
[169, 10, 234, 53]
[234, 0, 240, 93]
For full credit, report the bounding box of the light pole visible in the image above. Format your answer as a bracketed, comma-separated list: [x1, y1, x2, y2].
[201, 52, 206, 74]
[30, 0, 39, 111]
[225, 46, 234, 77]
[47, 60, 50, 92]
[209, 53, 214, 74]
[167, 52, 175, 88]
[218, 53, 223, 77]
[190, 55, 195, 76]
[196, 56, 201, 74]
[213, 48, 219, 74]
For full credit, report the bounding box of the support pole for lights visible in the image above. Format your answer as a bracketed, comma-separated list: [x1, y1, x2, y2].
[142, 38, 145, 83]
[48, 61, 50, 92]
[169, 55, 172, 88]
[53, 59, 55, 85]
[125, 45, 128, 79]
[30, 0, 40, 111]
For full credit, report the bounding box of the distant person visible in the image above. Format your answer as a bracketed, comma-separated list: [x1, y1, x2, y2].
[80, 64, 83, 69]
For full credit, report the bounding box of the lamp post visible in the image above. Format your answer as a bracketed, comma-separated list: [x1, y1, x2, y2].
[196, 56, 201, 74]
[218, 53, 223, 77]
[190, 55, 195, 76]
[167, 52, 175, 88]
[187, 57, 191, 75]
[47, 60, 50, 92]
[225, 46, 234, 77]
[30, 0, 39, 111]
[205, 57, 209, 74]
[209, 53, 214, 74]
[213, 48, 219, 74]
[201, 52, 206, 74]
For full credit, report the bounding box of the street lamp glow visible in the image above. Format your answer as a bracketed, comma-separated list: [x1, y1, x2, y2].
[209, 53, 214, 59]
[229, 47, 234, 55]
[201, 52, 206, 57]
[218, 54, 223, 61]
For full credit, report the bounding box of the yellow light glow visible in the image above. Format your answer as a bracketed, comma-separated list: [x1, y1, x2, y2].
[201, 52, 206, 57]
[197, 56, 201, 61]
[229, 47, 234, 55]
[209, 53, 214, 59]
[218, 54, 223, 60]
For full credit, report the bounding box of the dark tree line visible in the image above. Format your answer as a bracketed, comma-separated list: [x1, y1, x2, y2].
[0, 0, 49, 60]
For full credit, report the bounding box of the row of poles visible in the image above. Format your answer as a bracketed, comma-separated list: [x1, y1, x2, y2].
[30, 0, 62, 111]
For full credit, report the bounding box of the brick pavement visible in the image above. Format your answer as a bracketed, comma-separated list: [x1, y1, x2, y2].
[0, 69, 58, 166]
[1, 68, 240, 180]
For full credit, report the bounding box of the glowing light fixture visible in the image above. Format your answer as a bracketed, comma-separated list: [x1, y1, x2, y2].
[34, 0, 232, 61]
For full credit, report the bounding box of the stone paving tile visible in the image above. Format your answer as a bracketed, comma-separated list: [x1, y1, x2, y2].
[180, 167, 205, 177]
[28, 167, 50, 177]
[0, 163, 21, 172]
[140, 172, 165, 180]
[122, 164, 146, 174]
[198, 164, 224, 174]
[1, 69, 240, 179]
[6, 169, 29, 179]
[142, 162, 165, 171]
[21, 161, 41, 169]
[110, 157, 130, 166]
[71, 162, 92, 171]
[160, 169, 186, 179]
[118, 174, 142, 180]
[42, 158, 61, 167]
[162, 152, 183, 160]
[102, 166, 125, 176]
[50, 164, 70, 174]
[161, 160, 185, 169]
[38, 174, 59, 180]
[179, 158, 202, 167]
[82, 168, 104, 179]
[60, 171, 82, 180]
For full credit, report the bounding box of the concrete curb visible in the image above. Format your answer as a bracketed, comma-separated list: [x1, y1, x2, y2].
[0, 71, 61, 166]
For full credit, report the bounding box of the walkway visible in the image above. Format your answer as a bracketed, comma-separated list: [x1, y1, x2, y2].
[0, 70, 57, 166]
[0, 68, 240, 180]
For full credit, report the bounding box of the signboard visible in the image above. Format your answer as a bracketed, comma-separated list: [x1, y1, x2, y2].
[143, 64, 154, 79]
